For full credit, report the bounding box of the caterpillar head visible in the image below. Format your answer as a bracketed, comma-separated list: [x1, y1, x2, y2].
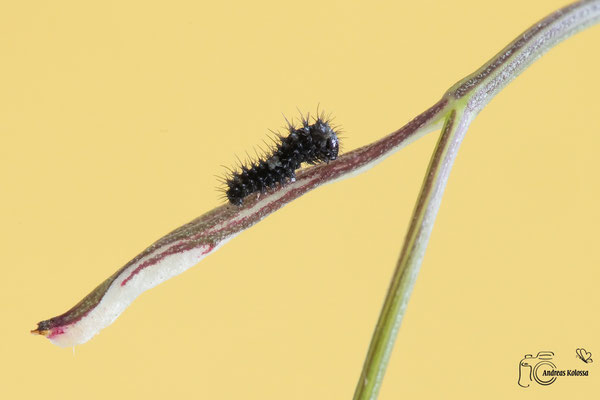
[311, 120, 339, 163]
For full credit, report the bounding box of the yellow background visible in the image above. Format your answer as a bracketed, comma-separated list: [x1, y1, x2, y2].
[1, 1, 599, 398]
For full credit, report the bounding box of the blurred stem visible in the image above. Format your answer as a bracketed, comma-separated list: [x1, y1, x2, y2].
[353, 1, 600, 399]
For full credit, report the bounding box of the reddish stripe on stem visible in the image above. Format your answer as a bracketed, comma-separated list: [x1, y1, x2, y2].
[120, 242, 215, 287]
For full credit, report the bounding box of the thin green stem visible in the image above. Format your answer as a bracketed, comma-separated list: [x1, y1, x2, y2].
[353, 108, 472, 400]
[353, 1, 600, 399]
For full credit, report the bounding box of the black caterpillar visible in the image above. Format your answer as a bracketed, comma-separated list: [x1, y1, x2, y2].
[224, 113, 340, 206]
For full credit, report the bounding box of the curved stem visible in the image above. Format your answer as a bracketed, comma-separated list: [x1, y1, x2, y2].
[353, 1, 600, 399]
[32, 97, 450, 346]
[449, 0, 600, 114]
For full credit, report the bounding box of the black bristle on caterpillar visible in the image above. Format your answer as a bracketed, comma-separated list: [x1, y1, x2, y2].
[223, 112, 341, 206]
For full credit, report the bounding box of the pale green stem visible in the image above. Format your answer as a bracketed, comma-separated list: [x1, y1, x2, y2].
[353, 108, 472, 399]
[353, 1, 600, 399]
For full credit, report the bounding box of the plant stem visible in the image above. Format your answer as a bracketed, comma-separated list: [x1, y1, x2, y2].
[353, 108, 471, 400]
[353, 1, 600, 399]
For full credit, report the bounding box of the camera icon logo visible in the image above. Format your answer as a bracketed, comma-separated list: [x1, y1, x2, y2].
[518, 351, 557, 387]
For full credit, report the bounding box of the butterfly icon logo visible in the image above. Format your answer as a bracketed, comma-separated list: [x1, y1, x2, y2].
[576, 348, 593, 364]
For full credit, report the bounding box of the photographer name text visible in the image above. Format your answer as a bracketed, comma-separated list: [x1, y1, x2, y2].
[543, 369, 589, 377]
